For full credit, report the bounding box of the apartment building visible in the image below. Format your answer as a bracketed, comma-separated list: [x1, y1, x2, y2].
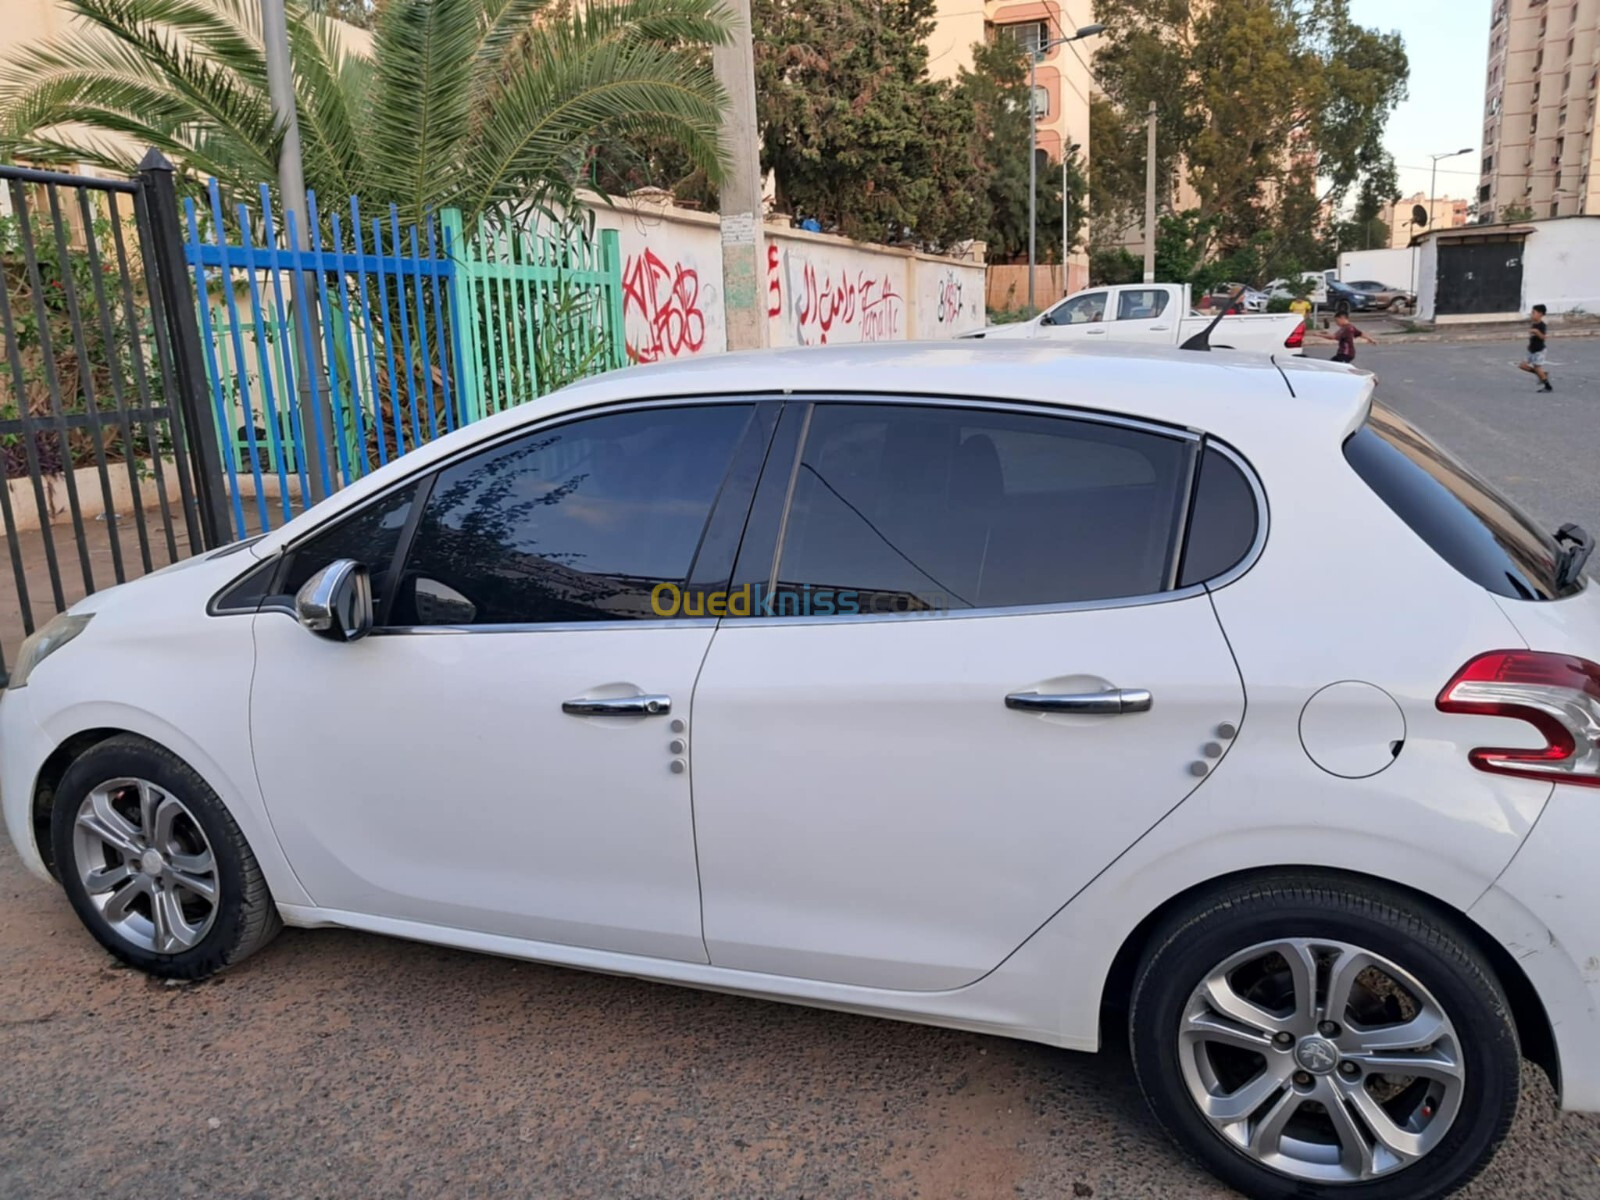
[928, 0, 1096, 287]
[1379, 192, 1469, 247]
[1479, 0, 1600, 222]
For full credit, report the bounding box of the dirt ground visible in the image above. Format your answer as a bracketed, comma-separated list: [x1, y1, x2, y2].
[4, 838, 1600, 1200]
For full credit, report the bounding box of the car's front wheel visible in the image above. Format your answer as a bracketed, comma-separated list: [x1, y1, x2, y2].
[50, 735, 281, 979]
[1129, 874, 1519, 1200]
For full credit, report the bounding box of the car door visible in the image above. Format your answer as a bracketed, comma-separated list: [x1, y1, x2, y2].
[1036, 290, 1109, 341]
[249, 400, 774, 961]
[690, 400, 1251, 991]
[1108, 286, 1177, 344]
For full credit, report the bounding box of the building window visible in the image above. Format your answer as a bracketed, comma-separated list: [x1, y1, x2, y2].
[1551, 200, 1561, 218]
[999, 21, 1049, 58]
[1030, 85, 1050, 117]
[1483, 153, 1494, 174]
[1480, 184, 1492, 203]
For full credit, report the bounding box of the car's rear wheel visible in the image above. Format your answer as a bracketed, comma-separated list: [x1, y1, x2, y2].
[1129, 874, 1519, 1200]
[50, 735, 280, 979]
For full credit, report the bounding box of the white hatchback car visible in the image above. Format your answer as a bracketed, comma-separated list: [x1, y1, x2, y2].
[5, 342, 1599, 1200]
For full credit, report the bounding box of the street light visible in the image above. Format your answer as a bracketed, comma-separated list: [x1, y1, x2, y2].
[1428, 147, 1474, 230]
[1030, 23, 1105, 312]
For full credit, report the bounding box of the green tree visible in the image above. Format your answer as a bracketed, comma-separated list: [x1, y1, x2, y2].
[953, 39, 1085, 263]
[1500, 201, 1535, 223]
[752, 0, 979, 246]
[1092, 0, 1407, 258]
[0, 0, 731, 228]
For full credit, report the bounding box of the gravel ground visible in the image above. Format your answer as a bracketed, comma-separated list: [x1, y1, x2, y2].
[7, 337, 1600, 1199]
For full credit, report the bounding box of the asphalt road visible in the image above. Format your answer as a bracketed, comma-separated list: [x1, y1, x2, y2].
[6, 339, 1600, 1200]
[1359, 335, 1600, 539]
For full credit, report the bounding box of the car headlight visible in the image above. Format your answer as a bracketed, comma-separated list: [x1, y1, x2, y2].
[8, 612, 93, 689]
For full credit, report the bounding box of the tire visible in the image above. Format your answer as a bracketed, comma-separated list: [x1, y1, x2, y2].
[1129, 873, 1519, 1200]
[50, 735, 281, 979]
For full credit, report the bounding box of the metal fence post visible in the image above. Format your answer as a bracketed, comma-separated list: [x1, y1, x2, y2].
[599, 228, 627, 370]
[137, 149, 232, 549]
[440, 209, 484, 423]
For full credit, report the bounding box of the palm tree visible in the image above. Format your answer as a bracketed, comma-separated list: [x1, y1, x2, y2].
[0, 0, 730, 227]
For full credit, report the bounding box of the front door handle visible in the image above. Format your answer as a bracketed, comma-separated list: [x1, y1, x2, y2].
[562, 694, 672, 717]
[1005, 689, 1153, 715]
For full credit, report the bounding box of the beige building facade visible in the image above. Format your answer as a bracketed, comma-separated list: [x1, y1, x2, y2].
[929, 0, 1096, 291]
[1479, 0, 1600, 222]
[1380, 192, 1469, 247]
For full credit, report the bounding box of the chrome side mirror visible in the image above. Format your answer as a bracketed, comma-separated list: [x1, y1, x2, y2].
[295, 559, 373, 642]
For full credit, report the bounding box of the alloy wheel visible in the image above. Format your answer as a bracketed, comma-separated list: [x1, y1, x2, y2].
[71, 777, 220, 954]
[1178, 937, 1464, 1184]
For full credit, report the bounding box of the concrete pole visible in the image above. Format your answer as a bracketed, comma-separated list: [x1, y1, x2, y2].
[1143, 100, 1157, 284]
[713, 0, 768, 351]
[262, 0, 328, 500]
[1028, 52, 1038, 313]
[1061, 158, 1069, 294]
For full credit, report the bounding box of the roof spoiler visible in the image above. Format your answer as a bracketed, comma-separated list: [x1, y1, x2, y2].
[1181, 286, 1248, 352]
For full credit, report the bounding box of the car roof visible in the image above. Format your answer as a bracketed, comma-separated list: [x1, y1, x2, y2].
[251, 340, 1375, 554]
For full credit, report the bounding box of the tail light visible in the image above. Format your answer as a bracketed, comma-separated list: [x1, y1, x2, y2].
[1284, 321, 1306, 349]
[1436, 650, 1600, 786]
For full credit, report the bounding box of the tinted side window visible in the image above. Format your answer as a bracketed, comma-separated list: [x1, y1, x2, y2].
[1116, 289, 1170, 320]
[274, 482, 420, 611]
[1047, 291, 1108, 325]
[1179, 446, 1259, 587]
[392, 405, 752, 625]
[1345, 403, 1568, 600]
[768, 404, 1188, 613]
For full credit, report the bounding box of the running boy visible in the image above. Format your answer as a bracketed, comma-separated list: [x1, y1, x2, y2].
[1519, 304, 1553, 392]
[1315, 312, 1377, 365]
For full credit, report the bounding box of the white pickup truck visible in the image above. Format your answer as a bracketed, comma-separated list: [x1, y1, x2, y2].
[972, 283, 1307, 355]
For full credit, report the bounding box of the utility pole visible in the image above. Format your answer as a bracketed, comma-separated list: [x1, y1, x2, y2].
[262, 0, 328, 501]
[1143, 100, 1157, 284]
[1061, 158, 1070, 294]
[713, 0, 768, 351]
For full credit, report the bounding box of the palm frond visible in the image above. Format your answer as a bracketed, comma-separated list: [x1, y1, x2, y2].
[364, 0, 483, 220]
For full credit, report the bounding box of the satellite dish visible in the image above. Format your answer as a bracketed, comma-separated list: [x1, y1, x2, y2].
[1413, 204, 1430, 228]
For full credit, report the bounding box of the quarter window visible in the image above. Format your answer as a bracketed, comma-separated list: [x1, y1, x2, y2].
[390, 405, 753, 625]
[275, 481, 420, 612]
[762, 404, 1191, 614]
[1178, 446, 1259, 587]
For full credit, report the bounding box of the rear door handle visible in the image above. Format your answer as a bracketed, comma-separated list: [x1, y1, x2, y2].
[562, 695, 672, 717]
[1005, 689, 1153, 714]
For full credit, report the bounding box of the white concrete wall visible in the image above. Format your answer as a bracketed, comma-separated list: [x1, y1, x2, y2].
[1338, 247, 1417, 290]
[1520, 218, 1600, 315]
[584, 195, 986, 364]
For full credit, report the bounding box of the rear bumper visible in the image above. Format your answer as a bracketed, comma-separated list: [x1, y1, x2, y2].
[1470, 785, 1600, 1112]
[0, 687, 59, 884]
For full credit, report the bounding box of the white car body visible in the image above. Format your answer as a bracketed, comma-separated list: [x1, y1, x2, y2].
[978, 283, 1305, 354]
[7, 341, 1600, 1184]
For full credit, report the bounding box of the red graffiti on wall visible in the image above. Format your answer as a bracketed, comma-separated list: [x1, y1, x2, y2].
[791, 262, 902, 345]
[622, 248, 706, 363]
[767, 243, 783, 317]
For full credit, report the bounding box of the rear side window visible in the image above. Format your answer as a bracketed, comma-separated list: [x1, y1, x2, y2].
[1179, 446, 1259, 587]
[1345, 404, 1570, 600]
[763, 403, 1190, 613]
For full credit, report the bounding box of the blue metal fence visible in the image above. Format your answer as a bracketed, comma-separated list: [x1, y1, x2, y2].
[183, 180, 466, 538]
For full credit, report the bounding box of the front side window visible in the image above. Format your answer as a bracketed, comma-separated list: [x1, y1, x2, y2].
[1116, 289, 1170, 321]
[1047, 291, 1108, 325]
[390, 404, 753, 625]
[762, 404, 1190, 615]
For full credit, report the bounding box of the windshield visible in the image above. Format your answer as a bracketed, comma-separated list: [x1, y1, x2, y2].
[1345, 403, 1576, 600]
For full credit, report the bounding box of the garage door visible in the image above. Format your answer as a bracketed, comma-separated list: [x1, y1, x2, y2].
[1436, 239, 1524, 316]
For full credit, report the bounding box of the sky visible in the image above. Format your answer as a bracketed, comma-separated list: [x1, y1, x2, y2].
[1347, 0, 1491, 205]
